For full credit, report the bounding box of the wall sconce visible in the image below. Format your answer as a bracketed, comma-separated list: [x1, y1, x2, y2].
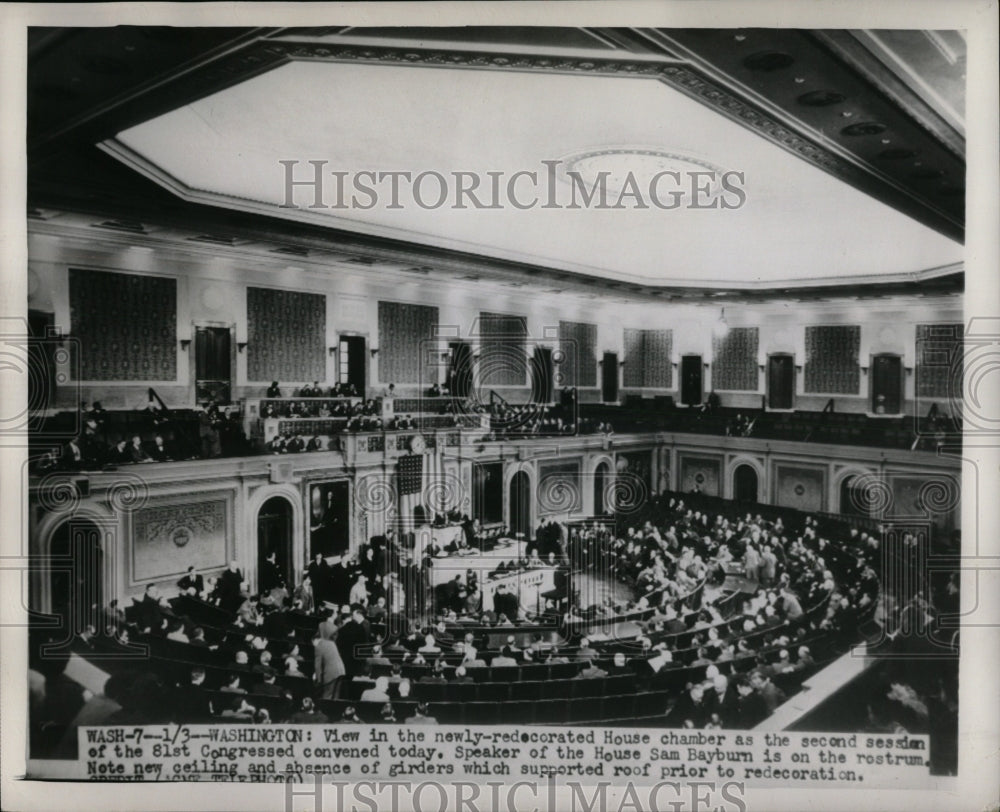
[795, 364, 803, 372]
[703, 362, 710, 369]
[370, 348, 379, 358]
[712, 307, 730, 339]
[179, 339, 192, 351]
[619, 360, 626, 367]
[237, 342, 248, 353]
[860, 365, 869, 374]
[905, 366, 914, 375]
[758, 363, 765, 372]
[328, 346, 338, 356]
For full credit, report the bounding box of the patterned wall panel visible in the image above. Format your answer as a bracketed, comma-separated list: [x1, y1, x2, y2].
[132, 497, 229, 582]
[247, 287, 326, 383]
[623, 328, 645, 388]
[712, 327, 759, 391]
[805, 325, 860, 394]
[479, 312, 527, 386]
[538, 458, 583, 515]
[679, 455, 721, 496]
[916, 323, 963, 400]
[623, 329, 673, 389]
[559, 320, 598, 387]
[645, 330, 673, 389]
[378, 301, 439, 384]
[70, 269, 177, 381]
[774, 465, 825, 512]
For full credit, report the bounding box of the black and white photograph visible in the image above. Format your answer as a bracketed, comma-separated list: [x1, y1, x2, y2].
[1, 3, 998, 811]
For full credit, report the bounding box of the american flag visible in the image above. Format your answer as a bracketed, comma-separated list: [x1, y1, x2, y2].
[397, 453, 424, 529]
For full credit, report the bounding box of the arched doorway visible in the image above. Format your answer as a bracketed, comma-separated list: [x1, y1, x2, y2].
[49, 518, 103, 636]
[257, 496, 293, 589]
[593, 461, 611, 515]
[840, 475, 870, 517]
[509, 471, 531, 539]
[733, 464, 759, 503]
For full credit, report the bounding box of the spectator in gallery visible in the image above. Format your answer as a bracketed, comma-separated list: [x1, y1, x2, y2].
[287, 697, 328, 724]
[252, 650, 274, 676]
[220, 674, 246, 695]
[379, 703, 397, 723]
[491, 647, 518, 668]
[367, 595, 388, 623]
[749, 669, 787, 713]
[267, 381, 282, 398]
[219, 695, 255, 722]
[366, 644, 392, 670]
[149, 433, 172, 461]
[420, 660, 448, 684]
[252, 671, 284, 698]
[734, 676, 768, 728]
[188, 627, 213, 650]
[110, 438, 130, 465]
[306, 435, 324, 452]
[165, 620, 189, 644]
[406, 702, 438, 725]
[382, 383, 396, 398]
[284, 657, 306, 678]
[340, 705, 363, 724]
[360, 676, 392, 704]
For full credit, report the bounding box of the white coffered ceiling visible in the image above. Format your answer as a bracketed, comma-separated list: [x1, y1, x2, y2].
[106, 57, 963, 289]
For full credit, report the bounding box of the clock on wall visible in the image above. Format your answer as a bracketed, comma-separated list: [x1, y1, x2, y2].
[409, 435, 426, 454]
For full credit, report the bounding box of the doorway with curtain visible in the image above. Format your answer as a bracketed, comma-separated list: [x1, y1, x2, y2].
[531, 346, 554, 404]
[449, 341, 473, 399]
[257, 496, 293, 589]
[195, 325, 232, 404]
[767, 353, 795, 410]
[680, 355, 703, 406]
[593, 461, 611, 515]
[509, 471, 531, 539]
[338, 335, 366, 394]
[733, 464, 759, 503]
[601, 353, 619, 404]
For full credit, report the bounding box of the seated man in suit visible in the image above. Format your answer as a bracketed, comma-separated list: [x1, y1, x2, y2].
[127, 435, 152, 464]
[419, 660, 449, 684]
[177, 566, 204, 596]
[405, 702, 438, 725]
[492, 584, 519, 622]
[360, 676, 392, 704]
[491, 646, 519, 668]
[252, 671, 284, 697]
[149, 433, 172, 461]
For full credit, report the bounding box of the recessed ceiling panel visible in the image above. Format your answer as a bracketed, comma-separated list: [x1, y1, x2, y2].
[111, 59, 962, 287]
